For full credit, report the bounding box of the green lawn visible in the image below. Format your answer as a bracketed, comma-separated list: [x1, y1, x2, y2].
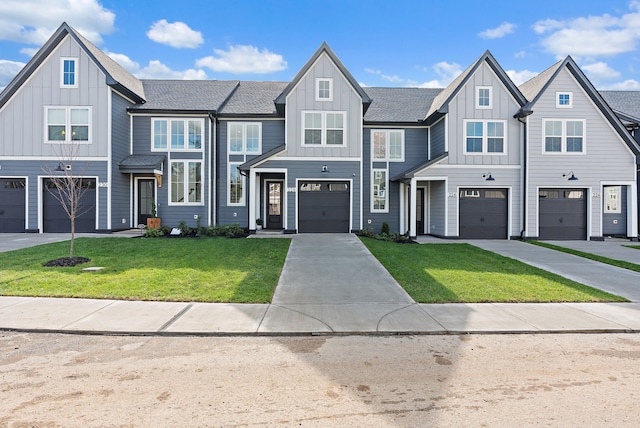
[530, 241, 640, 273]
[0, 237, 290, 303]
[360, 238, 626, 303]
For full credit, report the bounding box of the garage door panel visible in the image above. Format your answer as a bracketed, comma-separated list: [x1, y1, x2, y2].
[0, 178, 26, 232]
[298, 181, 349, 233]
[459, 189, 508, 239]
[539, 188, 586, 240]
[43, 179, 96, 233]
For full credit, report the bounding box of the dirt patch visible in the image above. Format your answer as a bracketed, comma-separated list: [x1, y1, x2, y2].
[42, 257, 90, 267]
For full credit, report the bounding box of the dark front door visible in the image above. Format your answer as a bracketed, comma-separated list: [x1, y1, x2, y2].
[267, 181, 283, 229]
[416, 188, 424, 235]
[138, 179, 154, 226]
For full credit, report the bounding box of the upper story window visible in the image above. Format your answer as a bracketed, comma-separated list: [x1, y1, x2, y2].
[61, 58, 77, 88]
[152, 118, 203, 151]
[316, 78, 333, 101]
[372, 130, 404, 161]
[46, 106, 90, 143]
[543, 119, 585, 153]
[556, 92, 572, 108]
[228, 122, 261, 154]
[464, 120, 505, 154]
[476, 86, 492, 109]
[170, 161, 202, 205]
[303, 111, 345, 146]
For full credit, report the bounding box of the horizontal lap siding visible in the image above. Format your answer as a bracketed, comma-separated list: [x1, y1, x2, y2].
[111, 93, 135, 230]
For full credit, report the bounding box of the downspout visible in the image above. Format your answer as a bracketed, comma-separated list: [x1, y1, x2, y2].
[516, 113, 529, 239]
[209, 112, 217, 226]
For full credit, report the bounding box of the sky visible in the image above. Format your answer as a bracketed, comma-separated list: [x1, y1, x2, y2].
[3, 0, 640, 92]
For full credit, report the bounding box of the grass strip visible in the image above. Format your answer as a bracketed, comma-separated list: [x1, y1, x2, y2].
[361, 238, 626, 303]
[529, 241, 640, 274]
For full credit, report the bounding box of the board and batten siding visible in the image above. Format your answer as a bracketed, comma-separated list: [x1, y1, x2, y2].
[284, 53, 362, 158]
[0, 35, 110, 158]
[444, 62, 522, 166]
[525, 67, 637, 238]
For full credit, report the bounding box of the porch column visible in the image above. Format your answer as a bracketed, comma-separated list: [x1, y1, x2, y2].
[399, 182, 405, 234]
[409, 178, 417, 237]
[629, 183, 638, 238]
[249, 170, 257, 229]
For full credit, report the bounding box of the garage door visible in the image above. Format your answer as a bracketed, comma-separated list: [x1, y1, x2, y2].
[539, 188, 586, 240]
[459, 188, 508, 239]
[298, 181, 350, 233]
[43, 178, 96, 233]
[0, 178, 26, 232]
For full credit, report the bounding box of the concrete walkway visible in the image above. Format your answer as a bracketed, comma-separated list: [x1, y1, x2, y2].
[1, 233, 640, 335]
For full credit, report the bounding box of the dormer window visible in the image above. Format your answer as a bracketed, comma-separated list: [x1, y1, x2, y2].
[61, 58, 77, 88]
[316, 78, 333, 101]
[476, 86, 492, 109]
[556, 92, 572, 108]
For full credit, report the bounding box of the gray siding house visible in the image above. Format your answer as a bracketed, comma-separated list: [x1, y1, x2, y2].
[1, 23, 639, 240]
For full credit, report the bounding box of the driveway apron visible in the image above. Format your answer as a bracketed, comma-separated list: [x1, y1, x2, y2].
[260, 234, 428, 333]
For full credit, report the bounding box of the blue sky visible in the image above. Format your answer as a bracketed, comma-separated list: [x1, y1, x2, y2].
[2, 0, 640, 91]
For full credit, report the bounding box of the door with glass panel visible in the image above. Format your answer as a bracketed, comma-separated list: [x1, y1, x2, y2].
[267, 181, 283, 229]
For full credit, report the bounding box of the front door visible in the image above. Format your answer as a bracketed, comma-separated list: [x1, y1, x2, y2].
[267, 181, 283, 229]
[416, 188, 424, 235]
[138, 179, 154, 226]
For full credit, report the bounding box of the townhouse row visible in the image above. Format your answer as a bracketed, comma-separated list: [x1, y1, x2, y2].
[1, 22, 639, 240]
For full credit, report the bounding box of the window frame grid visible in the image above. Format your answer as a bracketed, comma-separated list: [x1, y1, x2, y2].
[542, 119, 586, 154]
[44, 106, 91, 144]
[151, 118, 205, 152]
[227, 122, 262, 154]
[301, 110, 346, 146]
[371, 129, 405, 162]
[462, 119, 506, 155]
[169, 160, 203, 206]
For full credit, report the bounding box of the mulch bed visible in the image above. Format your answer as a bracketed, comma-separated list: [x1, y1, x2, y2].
[42, 257, 91, 267]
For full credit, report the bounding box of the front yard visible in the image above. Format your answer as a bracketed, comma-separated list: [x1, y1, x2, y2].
[0, 237, 290, 303]
[361, 238, 626, 303]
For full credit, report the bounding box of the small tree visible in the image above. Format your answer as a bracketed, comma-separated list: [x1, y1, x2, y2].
[42, 141, 93, 260]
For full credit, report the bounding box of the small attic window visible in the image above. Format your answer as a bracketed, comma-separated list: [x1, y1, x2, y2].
[316, 78, 332, 101]
[61, 58, 77, 88]
[476, 86, 492, 109]
[557, 92, 572, 108]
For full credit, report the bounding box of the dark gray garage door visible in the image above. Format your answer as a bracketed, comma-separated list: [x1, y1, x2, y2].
[539, 188, 586, 240]
[0, 178, 26, 233]
[43, 178, 96, 233]
[459, 188, 508, 239]
[298, 181, 350, 233]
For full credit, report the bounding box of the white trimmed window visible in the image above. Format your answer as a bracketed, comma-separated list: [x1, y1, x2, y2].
[604, 186, 621, 213]
[476, 86, 492, 109]
[152, 118, 203, 151]
[170, 161, 202, 204]
[228, 122, 261, 154]
[46, 106, 90, 143]
[556, 92, 572, 108]
[464, 120, 506, 154]
[372, 130, 404, 161]
[316, 78, 333, 101]
[372, 169, 388, 212]
[60, 58, 77, 87]
[543, 119, 585, 153]
[228, 163, 245, 205]
[303, 111, 345, 146]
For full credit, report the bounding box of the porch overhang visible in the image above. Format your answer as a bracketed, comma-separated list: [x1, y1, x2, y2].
[239, 144, 286, 171]
[118, 154, 165, 174]
[392, 152, 449, 182]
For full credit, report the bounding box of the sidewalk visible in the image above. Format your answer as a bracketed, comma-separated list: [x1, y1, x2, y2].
[1, 234, 640, 335]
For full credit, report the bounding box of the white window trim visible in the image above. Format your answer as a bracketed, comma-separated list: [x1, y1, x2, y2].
[542, 118, 586, 154]
[169, 160, 204, 206]
[556, 91, 573, 108]
[476, 86, 492, 109]
[301, 111, 347, 147]
[151, 118, 205, 152]
[371, 168, 389, 213]
[462, 119, 507, 155]
[44, 106, 91, 144]
[227, 162, 245, 206]
[60, 57, 78, 88]
[227, 122, 262, 155]
[371, 129, 405, 162]
[316, 78, 333, 101]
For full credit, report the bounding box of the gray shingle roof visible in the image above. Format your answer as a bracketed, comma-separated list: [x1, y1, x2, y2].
[364, 87, 442, 123]
[219, 81, 288, 115]
[600, 91, 640, 122]
[518, 60, 562, 102]
[132, 80, 239, 111]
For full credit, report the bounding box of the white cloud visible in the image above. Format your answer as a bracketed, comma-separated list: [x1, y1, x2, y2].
[506, 69, 539, 86]
[600, 79, 640, 90]
[364, 68, 406, 84]
[478, 22, 516, 39]
[146, 20, 203, 49]
[106, 52, 207, 80]
[0, 59, 26, 89]
[582, 62, 621, 80]
[417, 61, 463, 88]
[533, 2, 640, 59]
[196, 45, 287, 74]
[19, 47, 39, 57]
[0, 0, 115, 45]
[514, 50, 527, 59]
